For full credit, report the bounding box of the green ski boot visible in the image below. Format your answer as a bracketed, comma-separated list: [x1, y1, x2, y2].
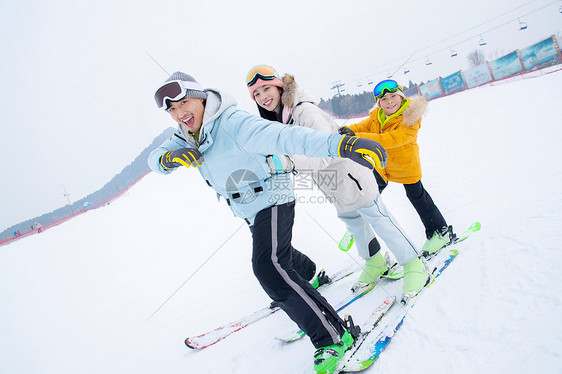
[313, 330, 355, 374]
[421, 225, 455, 256]
[401, 257, 430, 305]
[353, 252, 389, 291]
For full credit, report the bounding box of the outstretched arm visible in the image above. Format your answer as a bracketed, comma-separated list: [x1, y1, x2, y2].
[224, 109, 387, 170]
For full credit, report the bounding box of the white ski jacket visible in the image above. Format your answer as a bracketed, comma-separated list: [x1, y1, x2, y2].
[279, 74, 379, 213]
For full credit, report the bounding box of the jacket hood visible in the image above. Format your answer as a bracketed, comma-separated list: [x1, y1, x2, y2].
[281, 74, 316, 108]
[402, 95, 427, 126]
[178, 88, 237, 141]
[202, 88, 237, 126]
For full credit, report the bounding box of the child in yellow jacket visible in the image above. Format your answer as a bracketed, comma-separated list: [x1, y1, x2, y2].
[339, 79, 454, 255]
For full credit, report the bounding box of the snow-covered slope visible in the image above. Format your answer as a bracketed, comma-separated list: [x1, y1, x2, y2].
[1, 69, 561, 374]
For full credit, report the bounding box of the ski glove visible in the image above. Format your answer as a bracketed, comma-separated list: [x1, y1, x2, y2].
[338, 135, 387, 170]
[160, 148, 204, 170]
[266, 155, 295, 174]
[338, 126, 355, 136]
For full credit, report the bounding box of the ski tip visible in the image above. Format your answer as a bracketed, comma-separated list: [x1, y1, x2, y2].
[470, 221, 482, 231]
[184, 339, 197, 349]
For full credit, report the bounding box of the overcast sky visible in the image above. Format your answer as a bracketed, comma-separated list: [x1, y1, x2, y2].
[0, 0, 560, 231]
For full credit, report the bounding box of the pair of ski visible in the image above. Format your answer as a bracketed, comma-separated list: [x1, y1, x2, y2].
[329, 221, 481, 373]
[276, 222, 480, 346]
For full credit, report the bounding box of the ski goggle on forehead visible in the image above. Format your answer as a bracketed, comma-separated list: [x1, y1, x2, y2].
[373, 80, 403, 99]
[154, 80, 204, 109]
[246, 65, 281, 87]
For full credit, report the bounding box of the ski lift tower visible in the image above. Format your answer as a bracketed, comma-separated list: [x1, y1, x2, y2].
[331, 80, 345, 97]
[61, 185, 75, 215]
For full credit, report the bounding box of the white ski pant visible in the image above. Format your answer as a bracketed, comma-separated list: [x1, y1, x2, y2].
[337, 194, 420, 265]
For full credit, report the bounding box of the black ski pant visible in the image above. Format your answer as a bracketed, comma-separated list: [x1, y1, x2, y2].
[289, 246, 316, 282]
[249, 201, 346, 348]
[378, 177, 447, 239]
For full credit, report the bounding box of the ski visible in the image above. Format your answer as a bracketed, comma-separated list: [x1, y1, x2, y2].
[185, 306, 280, 350]
[423, 221, 481, 260]
[337, 221, 481, 372]
[184, 263, 359, 349]
[333, 296, 397, 372]
[457, 221, 481, 242]
[275, 263, 403, 343]
[338, 230, 354, 251]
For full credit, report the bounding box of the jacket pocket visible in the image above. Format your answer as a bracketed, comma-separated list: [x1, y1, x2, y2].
[347, 173, 363, 191]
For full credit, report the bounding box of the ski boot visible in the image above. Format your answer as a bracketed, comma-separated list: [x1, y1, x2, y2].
[311, 269, 331, 289]
[400, 256, 431, 305]
[351, 252, 389, 292]
[313, 316, 358, 374]
[421, 225, 456, 258]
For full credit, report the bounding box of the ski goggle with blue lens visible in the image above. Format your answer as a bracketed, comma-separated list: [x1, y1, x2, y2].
[246, 65, 281, 87]
[154, 80, 204, 109]
[373, 80, 403, 99]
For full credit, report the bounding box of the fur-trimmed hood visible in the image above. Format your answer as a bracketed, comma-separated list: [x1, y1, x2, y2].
[402, 95, 427, 126]
[281, 74, 316, 108]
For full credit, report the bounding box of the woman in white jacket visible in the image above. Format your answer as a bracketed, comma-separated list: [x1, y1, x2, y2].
[246, 65, 429, 299]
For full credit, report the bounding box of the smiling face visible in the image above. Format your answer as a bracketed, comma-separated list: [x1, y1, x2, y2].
[252, 84, 282, 112]
[378, 92, 404, 116]
[166, 97, 205, 133]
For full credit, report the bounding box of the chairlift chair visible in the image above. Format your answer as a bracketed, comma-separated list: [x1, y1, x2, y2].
[518, 18, 527, 31]
[478, 35, 487, 46]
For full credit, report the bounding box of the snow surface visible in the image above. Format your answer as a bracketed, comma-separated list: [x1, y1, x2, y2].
[1, 69, 562, 374]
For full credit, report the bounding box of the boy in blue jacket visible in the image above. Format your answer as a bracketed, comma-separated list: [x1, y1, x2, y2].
[148, 71, 388, 374]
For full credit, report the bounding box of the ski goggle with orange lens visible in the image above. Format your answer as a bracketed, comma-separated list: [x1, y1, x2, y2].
[154, 80, 204, 109]
[373, 80, 403, 99]
[246, 65, 281, 87]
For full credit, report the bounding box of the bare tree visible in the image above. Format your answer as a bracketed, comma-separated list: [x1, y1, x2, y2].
[467, 49, 486, 67]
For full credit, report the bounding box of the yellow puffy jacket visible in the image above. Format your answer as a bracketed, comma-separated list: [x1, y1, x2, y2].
[347, 96, 427, 184]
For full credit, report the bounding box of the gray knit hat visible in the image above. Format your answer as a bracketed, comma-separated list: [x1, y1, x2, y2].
[155, 71, 207, 109]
